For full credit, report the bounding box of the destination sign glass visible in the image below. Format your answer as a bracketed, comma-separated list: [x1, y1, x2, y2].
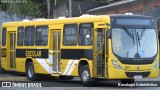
[116, 18, 153, 26]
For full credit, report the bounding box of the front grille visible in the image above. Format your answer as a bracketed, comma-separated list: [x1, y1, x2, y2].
[120, 60, 154, 65]
[125, 72, 150, 77]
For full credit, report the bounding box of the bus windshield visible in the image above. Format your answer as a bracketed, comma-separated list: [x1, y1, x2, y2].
[112, 28, 157, 59]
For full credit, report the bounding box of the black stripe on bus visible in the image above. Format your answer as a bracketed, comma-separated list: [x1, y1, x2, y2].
[1, 48, 6, 57]
[16, 49, 48, 58]
[61, 49, 93, 60]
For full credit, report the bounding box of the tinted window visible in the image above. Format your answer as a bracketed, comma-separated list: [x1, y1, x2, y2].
[35, 26, 48, 46]
[79, 23, 93, 46]
[2, 28, 6, 46]
[17, 27, 24, 46]
[24, 26, 35, 46]
[63, 24, 78, 45]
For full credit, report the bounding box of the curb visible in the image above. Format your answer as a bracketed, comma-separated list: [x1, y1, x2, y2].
[0, 77, 28, 81]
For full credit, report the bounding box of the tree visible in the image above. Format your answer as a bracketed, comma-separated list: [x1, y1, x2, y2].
[0, 0, 42, 18]
[46, 0, 50, 18]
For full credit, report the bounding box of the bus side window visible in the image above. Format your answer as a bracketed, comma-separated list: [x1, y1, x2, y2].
[2, 28, 7, 46]
[17, 27, 24, 46]
[35, 26, 48, 46]
[24, 26, 35, 46]
[79, 23, 93, 46]
[63, 24, 78, 46]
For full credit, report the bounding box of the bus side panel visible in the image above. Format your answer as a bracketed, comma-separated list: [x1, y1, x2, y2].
[33, 58, 50, 74]
[60, 59, 93, 77]
[16, 58, 50, 74]
[68, 60, 93, 77]
[1, 57, 8, 70]
[16, 58, 26, 72]
[60, 59, 74, 76]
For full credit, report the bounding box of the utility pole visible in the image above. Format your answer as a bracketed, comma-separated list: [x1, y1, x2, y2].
[46, 0, 50, 19]
[69, 0, 72, 17]
[54, 0, 56, 6]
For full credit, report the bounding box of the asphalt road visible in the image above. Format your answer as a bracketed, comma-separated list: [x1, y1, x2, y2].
[0, 72, 160, 90]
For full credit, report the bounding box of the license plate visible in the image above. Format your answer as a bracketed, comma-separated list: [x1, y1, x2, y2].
[134, 75, 142, 79]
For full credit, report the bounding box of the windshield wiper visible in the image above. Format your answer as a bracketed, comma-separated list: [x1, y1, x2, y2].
[122, 26, 135, 45]
[137, 27, 146, 46]
[122, 26, 134, 38]
[139, 27, 146, 40]
[136, 31, 140, 46]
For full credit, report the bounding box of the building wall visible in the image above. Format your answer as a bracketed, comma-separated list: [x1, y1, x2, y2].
[52, 4, 68, 18]
[52, 0, 105, 18]
[85, 0, 160, 26]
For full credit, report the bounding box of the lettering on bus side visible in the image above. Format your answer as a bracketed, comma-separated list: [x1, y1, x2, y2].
[26, 50, 42, 58]
[16, 49, 48, 58]
[1, 49, 6, 57]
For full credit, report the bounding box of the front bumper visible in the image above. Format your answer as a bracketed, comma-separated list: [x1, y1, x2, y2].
[108, 66, 159, 79]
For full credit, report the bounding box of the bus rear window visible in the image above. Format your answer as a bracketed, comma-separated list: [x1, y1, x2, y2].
[2, 28, 7, 46]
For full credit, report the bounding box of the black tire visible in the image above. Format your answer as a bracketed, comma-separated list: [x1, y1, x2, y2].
[80, 65, 93, 87]
[26, 62, 38, 81]
[59, 76, 74, 80]
[121, 79, 135, 84]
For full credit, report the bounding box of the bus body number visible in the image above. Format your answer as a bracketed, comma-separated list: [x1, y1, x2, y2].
[1, 49, 6, 57]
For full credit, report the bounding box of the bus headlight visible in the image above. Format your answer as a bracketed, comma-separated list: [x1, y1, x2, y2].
[152, 61, 159, 70]
[112, 60, 122, 70]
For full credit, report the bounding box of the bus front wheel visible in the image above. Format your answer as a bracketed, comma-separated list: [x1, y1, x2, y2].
[80, 65, 93, 86]
[26, 62, 38, 81]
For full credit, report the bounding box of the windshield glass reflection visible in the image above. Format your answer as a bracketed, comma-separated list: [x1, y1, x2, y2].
[112, 28, 157, 59]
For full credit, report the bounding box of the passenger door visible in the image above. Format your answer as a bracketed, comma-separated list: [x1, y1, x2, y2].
[8, 31, 16, 70]
[50, 30, 61, 73]
[93, 29, 106, 77]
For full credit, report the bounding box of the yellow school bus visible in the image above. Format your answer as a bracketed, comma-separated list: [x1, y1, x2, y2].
[0, 14, 159, 86]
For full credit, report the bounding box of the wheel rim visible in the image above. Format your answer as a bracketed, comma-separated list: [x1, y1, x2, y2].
[82, 70, 89, 83]
[28, 66, 34, 78]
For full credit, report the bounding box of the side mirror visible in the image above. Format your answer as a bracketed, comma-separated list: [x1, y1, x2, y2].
[107, 29, 111, 39]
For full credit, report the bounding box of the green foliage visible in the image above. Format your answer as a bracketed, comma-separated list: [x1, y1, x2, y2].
[0, 0, 88, 18]
[0, 0, 42, 18]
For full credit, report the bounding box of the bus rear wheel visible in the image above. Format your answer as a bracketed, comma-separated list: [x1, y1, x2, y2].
[26, 62, 38, 81]
[80, 65, 93, 87]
